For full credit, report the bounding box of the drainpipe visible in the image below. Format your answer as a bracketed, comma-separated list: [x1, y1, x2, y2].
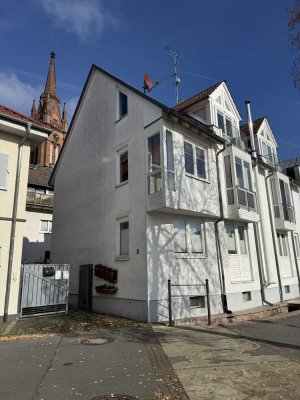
[245, 101, 273, 306]
[3, 122, 31, 323]
[215, 143, 232, 314]
[265, 171, 283, 302]
[291, 232, 300, 293]
[253, 221, 273, 306]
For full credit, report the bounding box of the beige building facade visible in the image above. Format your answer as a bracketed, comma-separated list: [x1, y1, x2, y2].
[0, 105, 50, 321]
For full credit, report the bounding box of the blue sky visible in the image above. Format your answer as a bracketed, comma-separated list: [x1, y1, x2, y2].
[0, 0, 299, 159]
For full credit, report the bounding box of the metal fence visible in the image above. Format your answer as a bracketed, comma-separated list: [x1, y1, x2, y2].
[20, 264, 70, 318]
[167, 279, 211, 326]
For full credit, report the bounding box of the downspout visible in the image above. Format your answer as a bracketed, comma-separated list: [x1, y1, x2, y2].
[215, 143, 232, 314]
[3, 122, 31, 323]
[265, 171, 283, 302]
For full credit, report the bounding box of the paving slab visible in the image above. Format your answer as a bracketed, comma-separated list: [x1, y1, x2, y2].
[153, 313, 300, 400]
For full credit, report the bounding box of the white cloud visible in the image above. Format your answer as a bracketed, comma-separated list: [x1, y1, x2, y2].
[0, 72, 42, 115]
[41, 0, 118, 42]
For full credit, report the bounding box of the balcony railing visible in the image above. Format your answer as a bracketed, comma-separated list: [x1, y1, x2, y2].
[236, 186, 256, 211]
[26, 191, 54, 208]
[222, 124, 249, 151]
[258, 152, 279, 169]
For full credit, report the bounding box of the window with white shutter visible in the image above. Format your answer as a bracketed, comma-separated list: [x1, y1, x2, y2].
[0, 153, 9, 190]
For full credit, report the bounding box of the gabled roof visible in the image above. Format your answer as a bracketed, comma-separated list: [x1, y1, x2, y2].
[28, 165, 54, 188]
[240, 117, 265, 136]
[0, 104, 50, 130]
[49, 65, 225, 186]
[173, 81, 225, 112]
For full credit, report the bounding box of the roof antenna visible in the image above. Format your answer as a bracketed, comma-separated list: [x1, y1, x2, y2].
[165, 45, 181, 105]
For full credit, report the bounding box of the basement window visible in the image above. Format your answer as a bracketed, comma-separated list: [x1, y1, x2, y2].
[242, 291, 251, 302]
[284, 285, 290, 294]
[190, 296, 205, 308]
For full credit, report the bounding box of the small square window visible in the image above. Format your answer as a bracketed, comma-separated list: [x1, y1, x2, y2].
[190, 296, 205, 308]
[242, 291, 251, 302]
[284, 285, 290, 294]
[40, 220, 52, 233]
[119, 92, 128, 119]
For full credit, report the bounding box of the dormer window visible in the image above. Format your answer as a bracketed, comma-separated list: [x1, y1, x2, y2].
[217, 111, 234, 139]
[260, 139, 275, 165]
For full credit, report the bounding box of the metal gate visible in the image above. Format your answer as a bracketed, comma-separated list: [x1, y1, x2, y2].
[20, 264, 70, 318]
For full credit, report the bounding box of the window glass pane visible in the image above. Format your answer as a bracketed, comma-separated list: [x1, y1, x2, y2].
[294, 234, 300, 257]
[173, 220, 187, 253]
[40, 220, 48, 232]
[244, 162, 252, 191]
[120, 151, 128, 183]
[238, 226, 247, 254]
[225, 224, 237, 254]
[225, 117, 232, 138]
[196, 147, 206, 179]
[235, 157, 244, 188]
[167, 172, 175, 191]
[190, 221, 204, 253]
[48, 221, 52, 233]
[184, 142, 194, 175]
[270, 179, 278, 204]
[217, 112, 224, 133]
[119, 92, 128, 118]
[277, 233, 283, 256]
[284, 182, 292, 206]
[148, 171, 161, 194]
[224, 155, 233, 189]
[166, 131, 175, 191]
[281, 234, 288, 256]
[148, 133, 161, 172]
[120, 221, 129, 255]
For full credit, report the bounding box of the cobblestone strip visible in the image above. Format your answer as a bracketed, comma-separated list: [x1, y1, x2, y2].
[146, 328, 189, 400]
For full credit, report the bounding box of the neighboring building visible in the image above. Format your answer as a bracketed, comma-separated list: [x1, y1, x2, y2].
[30, 51, 68, 166]
[0, 105, 50, 321]
[22, 165, 54, 264]
[50, 65, 300, 323]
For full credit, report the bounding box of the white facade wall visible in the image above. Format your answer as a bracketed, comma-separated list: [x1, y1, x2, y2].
[22, 210, 52, 263]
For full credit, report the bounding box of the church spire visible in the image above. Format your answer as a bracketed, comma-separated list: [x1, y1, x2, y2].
[31, 99, 37, 119]
[44, 51, 57, 97]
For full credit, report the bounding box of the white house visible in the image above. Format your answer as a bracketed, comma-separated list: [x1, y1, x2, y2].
[50, 65, 300, 323]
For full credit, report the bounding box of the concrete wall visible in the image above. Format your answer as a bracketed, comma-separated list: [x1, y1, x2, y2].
[22, 210, 52, 263]
[0, 131, 30, 317]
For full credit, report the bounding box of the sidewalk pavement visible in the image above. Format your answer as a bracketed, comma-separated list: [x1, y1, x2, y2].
[153, 311, 300, 400]
[0, 313, 188, 400]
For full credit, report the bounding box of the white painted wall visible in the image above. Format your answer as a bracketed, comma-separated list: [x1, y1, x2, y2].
[22, 210, 52, 263]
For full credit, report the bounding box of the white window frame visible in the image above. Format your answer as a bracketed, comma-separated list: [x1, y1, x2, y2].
[116, 146, 128, 186]
[0, 153, 10, 191]
[215, 107, 238, 140]
[165, 129, 175, 191]
[225, 223, 248, 256]
[173, 219, 206, 257]
[40, 220, 52, 233]
[116, 216, 129, 260]
[184, 139, 208, 182]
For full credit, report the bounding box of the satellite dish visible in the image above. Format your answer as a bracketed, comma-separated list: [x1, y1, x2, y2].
[143, 73, 154, 92]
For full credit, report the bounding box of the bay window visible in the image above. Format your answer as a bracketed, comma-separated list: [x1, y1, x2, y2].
[166, 130, 175, 191]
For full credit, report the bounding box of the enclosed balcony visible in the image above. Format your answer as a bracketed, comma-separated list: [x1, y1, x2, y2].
[223, 149, 259, 222]
[26, 190, 54, 209]
[270, 175, 296, 231]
